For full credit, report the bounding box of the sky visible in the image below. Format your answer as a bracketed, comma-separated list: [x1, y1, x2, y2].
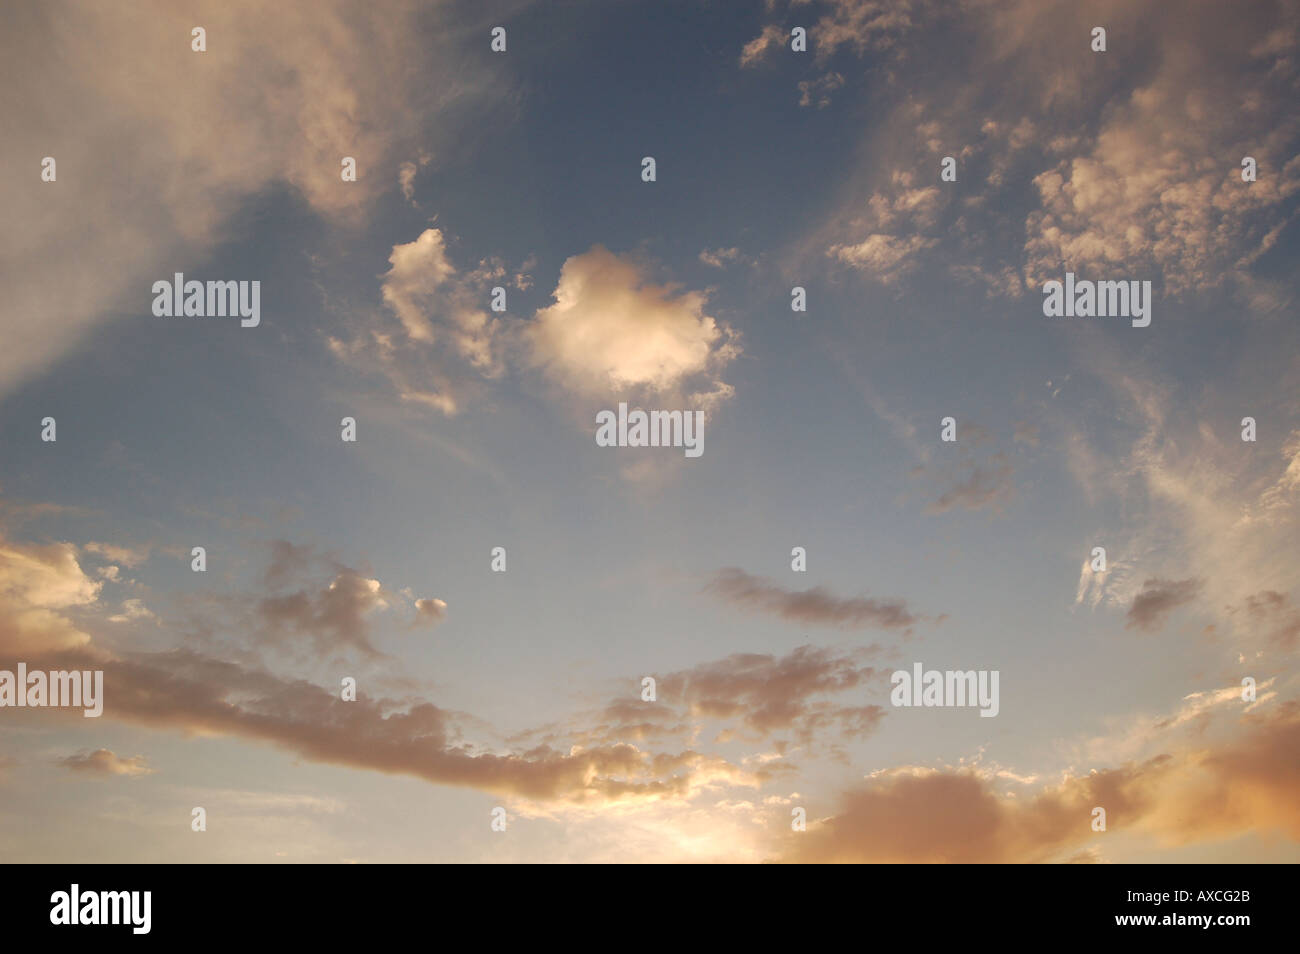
[1, 0, 1298, 864]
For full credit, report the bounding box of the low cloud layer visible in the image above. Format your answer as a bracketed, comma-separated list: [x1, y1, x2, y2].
[525, 645, 888, 753]
[0, 529, 770, 807]
[778, 701, 1300, 862]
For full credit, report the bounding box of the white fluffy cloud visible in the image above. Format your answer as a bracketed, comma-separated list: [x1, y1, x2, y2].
[337, 241, 742, 472]
[381, 230, 460, 343]
[527, 246, 740, 409]
[0, 539, 100, 654]
[331, 228, 511, 416]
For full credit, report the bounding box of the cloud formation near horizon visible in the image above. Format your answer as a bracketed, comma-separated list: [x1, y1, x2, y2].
[777, 701, 1300, 863]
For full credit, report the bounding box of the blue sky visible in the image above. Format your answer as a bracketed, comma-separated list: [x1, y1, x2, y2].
[2, 0, 1299, 863]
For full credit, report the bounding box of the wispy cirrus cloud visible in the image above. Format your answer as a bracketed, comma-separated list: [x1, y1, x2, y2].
[0, 0, 507, 400]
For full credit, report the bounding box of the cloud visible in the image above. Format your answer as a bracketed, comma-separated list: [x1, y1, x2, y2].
[798, 71, 845, 109]
[265, 540, 318, 590]
[765, 0, 1300, 300]
[740, 24, 786, 67]
[258, 569, 391, 659]
[1072, 681, 1275, 767]
[1054, 340, 1300, 651]
[1022, 5, 1300, 295]
[4, 621, 766, 807]
[1237, 590, 1300, 651]
[194, 540, 448, 660]
[59, 749, 154, 778]
[0, 0, 501, 399]
[1074, 552, 1124, 612]
[924, 456, 1015, 515]
[704, 568, 928, 630]
[0, 539, 99, 654]
[5, 509, 1296, 857]
[777, 701, 1300, 862]
[0, 524, 871, 812]
[777, 760, 1163, 863]
[329, 227, 519, 416]
[83, 542, 150, 568]
[742, 1, 934, 68]
[657, 645, 885, 745]
[514, 644, 888, 758]
[413, 597, 448, 626]
[337, 242, 740, 449]
[108, 598, 156, 624]
[807, 0, 935, 59]
[381, 230, 461, 343]
[0, 541, 101, 610]
[698, 247, 745, 268]
[0, 526, 767, 809]
[911, 433, 1016, 517]
[527, 246, 740, 410]
[828, 234, 938, 283]
[1012, 421, 1039, 446]
[398, 153, 431, 206]
[1126, 577, 1203, 632]
[340, 243, 743, 421]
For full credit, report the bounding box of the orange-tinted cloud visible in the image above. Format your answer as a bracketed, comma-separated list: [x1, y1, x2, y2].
[777, 702, 1300, 862]
[528, 246, 740, 410]
[59, 748, 154, 777]
[511, 645, 886, 757]
[0, 530, 760, 807]
[0, 0, 498, 399]
[658, 644, 884, 744]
